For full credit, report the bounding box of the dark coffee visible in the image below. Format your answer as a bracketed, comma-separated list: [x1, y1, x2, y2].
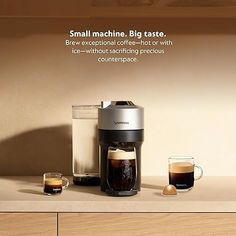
[108, 150, 136, 191]
[169, 162, 194, 190]
[108, 159, 136, 191]
[44, 178, 62, 194]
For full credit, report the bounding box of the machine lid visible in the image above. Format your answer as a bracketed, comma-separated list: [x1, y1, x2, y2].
[101, 101, 135, 108]
[98, 101, 144, 130]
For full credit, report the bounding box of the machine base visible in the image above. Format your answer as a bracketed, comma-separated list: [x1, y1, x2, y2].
[73, 176, 100, 186]
[105, 189, 138, 197]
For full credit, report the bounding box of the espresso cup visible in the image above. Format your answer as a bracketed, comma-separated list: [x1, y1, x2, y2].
[168, 157, 203, 191]
[43, 172, 69, 195]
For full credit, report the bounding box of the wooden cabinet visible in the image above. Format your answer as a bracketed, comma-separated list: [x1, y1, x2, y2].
[58, 213, 236, 236]
[0, 213, 57, 236]
[0, 212, 236, 235]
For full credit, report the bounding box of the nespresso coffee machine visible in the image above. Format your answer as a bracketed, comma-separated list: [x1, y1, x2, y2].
[98, 101, 144, 196]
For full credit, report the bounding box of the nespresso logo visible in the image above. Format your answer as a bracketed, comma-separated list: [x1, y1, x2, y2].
[113, 121, 130, 125]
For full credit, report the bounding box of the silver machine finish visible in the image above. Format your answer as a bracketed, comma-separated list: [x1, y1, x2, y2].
[98, 101, 144, 130]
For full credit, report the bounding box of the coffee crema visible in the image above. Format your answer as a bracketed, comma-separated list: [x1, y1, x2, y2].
[108, 149, 136, 160]
[45, 178, 63, 186]
[169, 162, 194, 173]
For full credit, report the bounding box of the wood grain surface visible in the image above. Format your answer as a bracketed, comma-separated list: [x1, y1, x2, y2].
[59, 213, 236, 236]
[0, 213, 57, 236]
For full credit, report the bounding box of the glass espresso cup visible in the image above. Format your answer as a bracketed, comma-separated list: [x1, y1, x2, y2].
[43, 172, 69, 195]
[169, 157, 203, 191]
[107, 147, 137, 193]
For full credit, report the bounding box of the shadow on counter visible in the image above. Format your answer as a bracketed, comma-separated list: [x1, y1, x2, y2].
[0, 125, 72, 176]
[18, 189, 43, 196]
[141, 183, 164, 190]
[67, 184, 106, 196]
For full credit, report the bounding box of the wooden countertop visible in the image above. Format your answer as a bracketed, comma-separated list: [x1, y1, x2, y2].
[0, 176, 235, 213]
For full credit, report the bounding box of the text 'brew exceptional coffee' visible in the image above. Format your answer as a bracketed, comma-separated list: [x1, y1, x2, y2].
[98, 101, 144, 197]
[108, 148, 136, 191]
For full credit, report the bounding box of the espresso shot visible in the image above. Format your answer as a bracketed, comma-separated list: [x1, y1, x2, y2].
[169, 162, 194, 190]
[43, 178, 63, 195]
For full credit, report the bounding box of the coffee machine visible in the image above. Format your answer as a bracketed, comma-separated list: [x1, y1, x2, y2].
[98, 101, 144, 196]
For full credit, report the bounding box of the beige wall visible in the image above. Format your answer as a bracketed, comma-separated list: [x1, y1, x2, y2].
[0, 17, 236, 175]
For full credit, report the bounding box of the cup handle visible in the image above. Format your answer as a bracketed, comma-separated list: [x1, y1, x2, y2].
[194, 165, 203, 181]
[62, 176, 69, 190]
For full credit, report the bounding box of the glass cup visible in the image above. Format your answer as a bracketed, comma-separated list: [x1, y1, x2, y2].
[168, 157, 203, 191]
[107, 147, 137, 193]
[72, 105, 100, 185]
[43, 172, 69, 195]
